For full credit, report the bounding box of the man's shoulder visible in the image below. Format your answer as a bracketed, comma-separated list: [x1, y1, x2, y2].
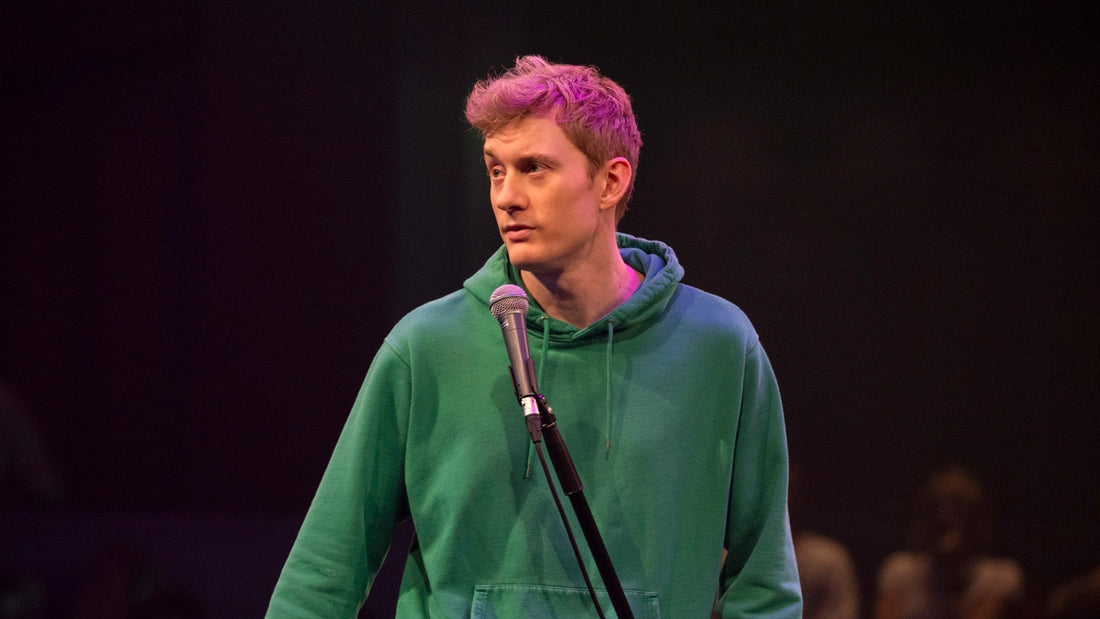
[675, 283, 746, 312]
[670, 283, 757, 339]
[391, 289, 478, 331]
[383, 288, 496, 351]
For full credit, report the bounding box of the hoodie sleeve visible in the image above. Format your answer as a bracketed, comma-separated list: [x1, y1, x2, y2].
[715, 339, 802, 618]
[266, 340, 411, 618]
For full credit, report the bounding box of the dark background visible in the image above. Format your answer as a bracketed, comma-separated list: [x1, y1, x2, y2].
[2, 2, 1097, 617]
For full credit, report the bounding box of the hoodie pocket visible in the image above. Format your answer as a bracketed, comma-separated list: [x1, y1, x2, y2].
[470, 583, 660, 618]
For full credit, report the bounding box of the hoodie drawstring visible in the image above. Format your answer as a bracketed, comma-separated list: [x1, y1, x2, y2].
[605, 320, 615, 455]
[522, 316, 616, 478]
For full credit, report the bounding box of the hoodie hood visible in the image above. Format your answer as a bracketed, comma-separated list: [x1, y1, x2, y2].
[463, 232, 685, 342]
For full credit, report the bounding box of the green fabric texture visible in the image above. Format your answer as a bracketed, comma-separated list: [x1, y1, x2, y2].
[267, 233, 801, 617]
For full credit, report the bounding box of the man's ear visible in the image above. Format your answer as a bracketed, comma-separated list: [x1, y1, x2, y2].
[599, 157, 632, 212]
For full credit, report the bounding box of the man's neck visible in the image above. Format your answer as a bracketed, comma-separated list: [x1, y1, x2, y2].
[520, 254, 643, 329]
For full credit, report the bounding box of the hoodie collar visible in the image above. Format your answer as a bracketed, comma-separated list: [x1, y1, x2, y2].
[464, 233, 684, 342]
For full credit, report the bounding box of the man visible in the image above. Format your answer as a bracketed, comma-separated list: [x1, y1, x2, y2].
[267, 55, 801, 617]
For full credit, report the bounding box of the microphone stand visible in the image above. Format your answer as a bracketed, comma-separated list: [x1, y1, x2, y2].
[535, 394, 634, 619]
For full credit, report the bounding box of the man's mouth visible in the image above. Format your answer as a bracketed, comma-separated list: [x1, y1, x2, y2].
[503, 224, 533, 241]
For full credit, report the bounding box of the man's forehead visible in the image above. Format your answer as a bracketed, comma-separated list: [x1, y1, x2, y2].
[483, 117, 572, 157]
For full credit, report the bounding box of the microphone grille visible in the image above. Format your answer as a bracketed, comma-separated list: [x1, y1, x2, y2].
[489, 284, 529, 319]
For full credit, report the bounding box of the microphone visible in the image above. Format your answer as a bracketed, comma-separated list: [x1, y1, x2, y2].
[489, 284, 541, 442]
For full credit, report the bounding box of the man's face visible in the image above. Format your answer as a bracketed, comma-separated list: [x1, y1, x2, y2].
[483, 115, 610, 275]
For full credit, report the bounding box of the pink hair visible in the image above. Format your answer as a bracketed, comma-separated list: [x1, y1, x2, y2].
[465, 55, 643, 220]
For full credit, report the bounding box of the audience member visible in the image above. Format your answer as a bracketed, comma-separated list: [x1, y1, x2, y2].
[789, 464, 861, 619]
[1046, 564, 1100, 619]
[874, 465, 1024, 619]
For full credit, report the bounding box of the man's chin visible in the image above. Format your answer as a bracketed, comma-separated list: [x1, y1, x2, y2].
[504, 247, 539, 271]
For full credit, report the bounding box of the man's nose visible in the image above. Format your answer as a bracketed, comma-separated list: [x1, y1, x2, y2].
[492, 174, 525, 211]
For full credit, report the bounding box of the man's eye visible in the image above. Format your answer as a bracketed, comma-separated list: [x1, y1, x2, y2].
[526, 162, 544, 173]
[488, 168, 504, 179]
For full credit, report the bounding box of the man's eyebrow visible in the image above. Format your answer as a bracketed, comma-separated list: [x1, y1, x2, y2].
[484, 151, 560, 166]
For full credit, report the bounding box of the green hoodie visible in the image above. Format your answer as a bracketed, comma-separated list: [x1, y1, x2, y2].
[268, 234, 801, 618]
